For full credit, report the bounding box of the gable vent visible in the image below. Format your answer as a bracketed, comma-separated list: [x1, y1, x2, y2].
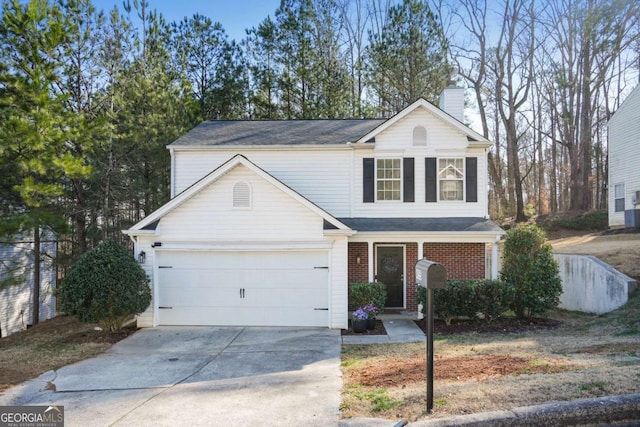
[413, 126, 427, 146]
[233, 181, 251, 208]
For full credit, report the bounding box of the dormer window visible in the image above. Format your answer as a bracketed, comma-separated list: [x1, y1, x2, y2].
[233, 181, 252, 208]
[413, 126, 427, 146]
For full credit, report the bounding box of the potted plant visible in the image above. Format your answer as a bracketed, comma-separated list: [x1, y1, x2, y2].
[351, 308, 369, 333]
[363, 304, 379, 330]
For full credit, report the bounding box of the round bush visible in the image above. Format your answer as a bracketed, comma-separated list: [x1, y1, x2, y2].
[58, 239, 151, 330]
[500, 224, 562, 318]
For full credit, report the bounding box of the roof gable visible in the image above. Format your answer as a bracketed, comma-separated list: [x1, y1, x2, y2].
[125, 155, 351, 234]
[609, 84, 640, 127]
[355, 98, 491, 147]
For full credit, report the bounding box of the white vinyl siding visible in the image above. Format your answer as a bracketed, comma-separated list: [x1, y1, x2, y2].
[171, 107, 489, 219]
[0, 237, 57, 337]
[173, 149, 351, 216]
[161, 166, 323, 241]
[608, 85, 640, 227]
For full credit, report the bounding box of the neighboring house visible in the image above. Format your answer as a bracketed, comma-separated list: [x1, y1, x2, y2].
[608, 84, 640, 228]
[0, 232, 57, 337]
[124, 87, 504, 329]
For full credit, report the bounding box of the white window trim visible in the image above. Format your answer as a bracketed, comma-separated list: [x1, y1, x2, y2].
[438, 157, 465, 202]
[375, 158, 402, 202]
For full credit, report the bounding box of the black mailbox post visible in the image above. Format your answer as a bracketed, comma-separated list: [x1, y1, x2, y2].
[415, 259, 447, 413]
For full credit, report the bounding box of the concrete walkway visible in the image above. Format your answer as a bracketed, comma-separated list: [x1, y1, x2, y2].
[342, 313, 425, 344]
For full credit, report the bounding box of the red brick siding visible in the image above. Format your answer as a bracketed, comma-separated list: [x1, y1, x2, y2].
[347, 242, 369, 283]
[422, 243, 485, 280]
[405, 243, 418, 311]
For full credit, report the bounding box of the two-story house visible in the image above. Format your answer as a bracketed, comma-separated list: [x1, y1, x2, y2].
[124, 87, 504, 329]
[608, 84, 640, 228]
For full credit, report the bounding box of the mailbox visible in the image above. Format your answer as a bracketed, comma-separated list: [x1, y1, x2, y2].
[415, 259, 446, 414]
[415, 259, 447, 289]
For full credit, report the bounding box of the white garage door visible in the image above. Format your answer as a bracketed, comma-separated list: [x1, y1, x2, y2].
[156, 250, 329, 327]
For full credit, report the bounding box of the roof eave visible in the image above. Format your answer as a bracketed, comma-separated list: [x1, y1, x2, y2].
[167, 144, 356, 151]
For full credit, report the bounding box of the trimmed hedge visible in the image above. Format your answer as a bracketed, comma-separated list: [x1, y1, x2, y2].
[348, 282, 387, 311]
[417, 279, 513, 325]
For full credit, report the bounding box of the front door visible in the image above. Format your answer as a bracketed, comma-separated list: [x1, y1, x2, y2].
[376, 245, 404, 308]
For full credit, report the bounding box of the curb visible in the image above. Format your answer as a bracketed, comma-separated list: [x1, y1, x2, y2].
[339, 393, 640, 427]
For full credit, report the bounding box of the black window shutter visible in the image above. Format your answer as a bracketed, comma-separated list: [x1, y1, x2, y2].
[363, 158, 375, 203]
[403, 158, 415, 202]
[425, 157, 437, 202]
[466, 157, 478, 203]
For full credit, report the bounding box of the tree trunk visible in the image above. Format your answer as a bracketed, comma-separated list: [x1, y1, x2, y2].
[579, 25, 593, 211]
[32, 226, 40, 326]
[550, 108, 558, 213]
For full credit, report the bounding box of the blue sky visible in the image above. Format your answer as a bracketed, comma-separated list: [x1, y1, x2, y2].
[91, 0, 282, 42]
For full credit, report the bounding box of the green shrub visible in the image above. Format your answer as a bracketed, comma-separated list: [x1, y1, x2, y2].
[473, 279, 514, 322]
[417, 279, 513, 324]
[348, 282, 386, 311]
[57, 239, 151, 331]
[500, 224, 562, 318]
[435, 280, 477, 323]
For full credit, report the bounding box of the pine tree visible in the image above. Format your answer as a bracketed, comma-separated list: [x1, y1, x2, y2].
[366, 0, 452, 116]
[0, 0, 91, 323]
[171, 14, 247, 120]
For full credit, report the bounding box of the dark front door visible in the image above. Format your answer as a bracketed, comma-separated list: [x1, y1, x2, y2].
[376, 246, 404, 308]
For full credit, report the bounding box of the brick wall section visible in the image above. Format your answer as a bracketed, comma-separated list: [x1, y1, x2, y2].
[347, 242, 485, 312]
[405, 243, 418, 311]
[422, 243, 485, 280]
[347, 242, 369, 283]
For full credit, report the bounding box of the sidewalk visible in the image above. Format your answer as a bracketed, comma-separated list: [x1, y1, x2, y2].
[342, 313, 425, 344]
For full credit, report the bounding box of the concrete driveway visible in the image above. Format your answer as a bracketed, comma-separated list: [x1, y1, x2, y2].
[0, 326, 342, 426]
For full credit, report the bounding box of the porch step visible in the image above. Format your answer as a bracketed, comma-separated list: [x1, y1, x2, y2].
[342, 316, 425, 345]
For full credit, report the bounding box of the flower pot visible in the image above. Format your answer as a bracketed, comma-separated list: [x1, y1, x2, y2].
[352, 319, 368, 333]
[367, 317, 376, 330]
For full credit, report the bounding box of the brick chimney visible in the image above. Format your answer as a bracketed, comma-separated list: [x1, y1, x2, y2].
[439, 84, 465, 123]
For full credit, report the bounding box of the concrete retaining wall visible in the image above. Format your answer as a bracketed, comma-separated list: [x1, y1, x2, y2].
[554, 254, 637, 314]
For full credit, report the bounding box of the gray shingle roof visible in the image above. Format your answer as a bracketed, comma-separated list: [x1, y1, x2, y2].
[169, 119, 387, 147]
[334, 217, 504, 233]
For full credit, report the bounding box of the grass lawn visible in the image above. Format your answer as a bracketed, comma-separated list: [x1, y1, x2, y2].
[0, 315, 136, 392]
[341, 291, 640, 421]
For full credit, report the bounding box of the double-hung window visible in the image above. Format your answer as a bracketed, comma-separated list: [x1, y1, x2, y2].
[376, 158, 401, 201]
[438, 158, 464, 201]
[614, 183, 625, 212]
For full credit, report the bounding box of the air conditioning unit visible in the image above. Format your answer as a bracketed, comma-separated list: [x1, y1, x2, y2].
[624, 209, 640, 228]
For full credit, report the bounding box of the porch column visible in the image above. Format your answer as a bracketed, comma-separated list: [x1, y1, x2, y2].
[367, 241, 374, 282]
[417, 241, 425, 259]
[491, 240, 500, 279]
